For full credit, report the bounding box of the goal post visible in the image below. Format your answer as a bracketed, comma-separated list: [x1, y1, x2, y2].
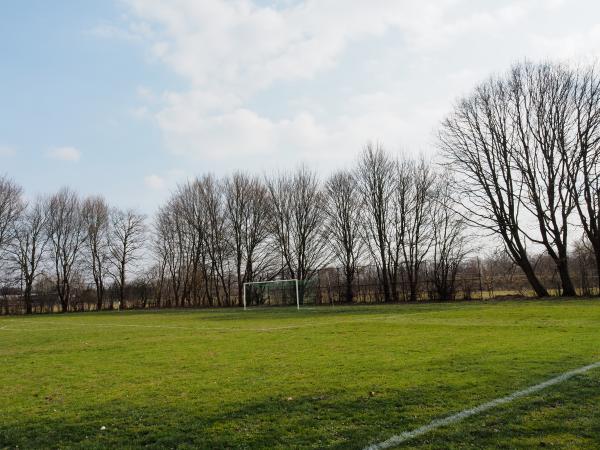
[242, 279, 300, 310]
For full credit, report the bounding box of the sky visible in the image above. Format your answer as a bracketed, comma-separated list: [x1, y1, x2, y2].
[1, 0, 600, 214]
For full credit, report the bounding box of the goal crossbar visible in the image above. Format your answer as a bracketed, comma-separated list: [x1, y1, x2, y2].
[242, 279, 300, 310]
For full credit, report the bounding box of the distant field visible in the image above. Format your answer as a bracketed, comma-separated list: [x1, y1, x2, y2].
[1, 300, 599, 449]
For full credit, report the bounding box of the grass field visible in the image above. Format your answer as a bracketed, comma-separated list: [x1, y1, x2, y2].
[1, 299, 600, 449]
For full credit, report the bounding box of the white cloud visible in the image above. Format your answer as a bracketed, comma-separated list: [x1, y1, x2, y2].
[124, 1, 455, 96]
[119, 0, 486, 165]
[136, 86, 157, 102]
[88, 20, 153, 41]
[144, 170, 187, 190]
[530, 24, 600, 60]
[130, 106, 150, 120]
[144, 174, 166, 190]
[47, 146, 81, 162]
[89, 24, 137, 41]
[112, 0, 600, 171]
[123, 0, 552, 97]
[0, 145, 16, 157]
[156, 103, 429, 167]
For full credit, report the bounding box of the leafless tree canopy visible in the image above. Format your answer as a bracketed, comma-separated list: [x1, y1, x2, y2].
[428, 172, 469, 301]
[325, 170, 363, 302]
[356, 143, 397, 302]
[394, 158, 436, 302]
[0, 175, 24, 254]
[571, 65, 600, 287]
[82, 196, 110, 310]
[225, 172, 271, 306]
[266, 166, 329, 301]
[510, 63, 576, 295]
[109, 208, 146, 307]
[45, 188, 87, 312]
[9, 198, 48, 314]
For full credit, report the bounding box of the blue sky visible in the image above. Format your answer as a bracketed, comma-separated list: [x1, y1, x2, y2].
[2, 0, 600, 213]
[0, 1, 173, 210]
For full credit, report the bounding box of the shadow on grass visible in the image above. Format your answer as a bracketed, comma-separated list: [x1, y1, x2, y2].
[408, 373, 600, 449]
[2, 368, 599, 449]
[0, 386, 451, 450]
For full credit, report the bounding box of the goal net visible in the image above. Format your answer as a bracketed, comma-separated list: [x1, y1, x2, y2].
[242, 279, 300, 310]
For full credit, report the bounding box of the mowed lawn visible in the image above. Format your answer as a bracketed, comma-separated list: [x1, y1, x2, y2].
[1, 300, 599, 449]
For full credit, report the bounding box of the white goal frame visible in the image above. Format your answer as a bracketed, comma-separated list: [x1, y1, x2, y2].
[242, 279, 300, 310]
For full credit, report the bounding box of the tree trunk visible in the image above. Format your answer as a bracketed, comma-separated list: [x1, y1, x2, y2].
[518, 258, 549, 297]
[95, 281, 103, 311]
[409, 280, 418, 302]
[595, 247, 600, 293]
[59, 279, 69, 312]
[24, 294, 32, 314]
[24, 279, 33, 314]
[557, 260, 577, 296]
[237, 265, 243, 307]
[379, 246, 391, 302]
[344, 270, 354, 303]
[119, 263, 126, 309]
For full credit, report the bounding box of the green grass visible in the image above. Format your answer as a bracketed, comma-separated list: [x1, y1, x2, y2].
[1, 299, 599, 449]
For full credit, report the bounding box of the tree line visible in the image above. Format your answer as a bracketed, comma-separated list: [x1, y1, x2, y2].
[0, 185, 146, 313]
[1, 60, 600, 314]
[150, 150, 466, 308]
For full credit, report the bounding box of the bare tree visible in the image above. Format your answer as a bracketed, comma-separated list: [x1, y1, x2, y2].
[510, 62, 577, 296]
[266, 165, 328, 302]
[175, 182, 207, 307]
[225, 172, 271, 306]
[0, 175, 23, 254]
[197, 175, 232, 306]
[153, 201, 189, 307]
[429, 172, 469, 301]
[82, 196, 110, 310]
[324, 170, 363, 303]
[10, 198, 48, 314]
[109, 208, 146, 308]
[45, 188, 87, 312]
[150, 215, 169, 308]
[439, 73, 549, 297]
[394, 158, 436, 302]
[355, 143, 397, 302]
[571, 64, 600, 288]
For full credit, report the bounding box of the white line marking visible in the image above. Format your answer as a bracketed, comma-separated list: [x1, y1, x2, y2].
[364, 361, 600, 450]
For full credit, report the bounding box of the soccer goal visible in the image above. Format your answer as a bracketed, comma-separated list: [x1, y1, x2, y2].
[242, 279, 300, 310]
